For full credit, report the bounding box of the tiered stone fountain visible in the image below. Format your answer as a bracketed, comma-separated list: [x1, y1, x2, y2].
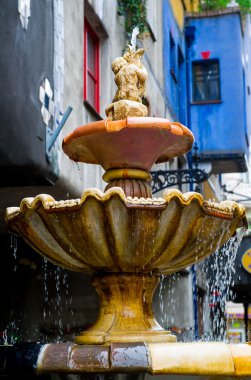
[5, 47, 251, 376]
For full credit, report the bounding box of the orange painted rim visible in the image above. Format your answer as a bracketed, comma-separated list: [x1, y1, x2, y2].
[63, 117, 194, 147]
[62, 117, 194, 168]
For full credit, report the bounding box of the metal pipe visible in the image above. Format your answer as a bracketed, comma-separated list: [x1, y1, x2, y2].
[48, 106, 73, 152]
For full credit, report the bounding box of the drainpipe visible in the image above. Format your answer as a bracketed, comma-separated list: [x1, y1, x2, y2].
[185, 24, 199, 340]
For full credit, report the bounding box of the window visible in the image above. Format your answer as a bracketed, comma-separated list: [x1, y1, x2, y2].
[170, 32, 177, 82]
[192, 60, 220, 103]
[178, 46, 185, 122]
[84, 20, 100, 113]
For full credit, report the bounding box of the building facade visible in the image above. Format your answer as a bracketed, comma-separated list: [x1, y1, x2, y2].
[186, 8, 249, 175]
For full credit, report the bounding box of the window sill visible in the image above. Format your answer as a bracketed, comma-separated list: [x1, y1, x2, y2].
[191, 100, 222, 105]
[84, 100, 103, 120]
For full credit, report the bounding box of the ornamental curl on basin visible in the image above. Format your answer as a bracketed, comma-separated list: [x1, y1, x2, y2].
[6, 47, 247, 345]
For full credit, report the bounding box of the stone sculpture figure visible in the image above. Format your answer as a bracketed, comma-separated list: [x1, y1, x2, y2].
[112, 47, 148, 102]
[105, 47, 148, 120]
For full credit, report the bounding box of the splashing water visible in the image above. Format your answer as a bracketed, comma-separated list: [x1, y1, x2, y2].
[2, 320, 20, 346]
[155, 226, 245, 343]
[2, 329, 8, 345]
[2, 236, 20, 345]
[42, 259, 51, 340]
[42, 260, 74, 343]
[156, 273, 182, 333]
[10, 235, 18, 272]
[55, 267, 63, 338]
[130, 27, 139, 51]
[203, 227, 245, 341]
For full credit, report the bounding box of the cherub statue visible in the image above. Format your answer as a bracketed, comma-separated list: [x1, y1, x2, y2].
[105, 47, 148, 120]
[112, 47, 148, 103]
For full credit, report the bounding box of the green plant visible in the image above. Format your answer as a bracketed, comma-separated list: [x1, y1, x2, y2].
[199, 0, 229, 10]
[237, 0, 251, 13]
[117, 0, 149, 43]
[199, 0, 251, 12]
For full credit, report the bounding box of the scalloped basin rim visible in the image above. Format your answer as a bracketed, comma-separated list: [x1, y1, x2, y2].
[6, 187, 246, 223]
[5, 187, 247, 276]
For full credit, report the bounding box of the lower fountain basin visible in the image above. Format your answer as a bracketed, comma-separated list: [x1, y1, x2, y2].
[5, 188, 246, 344]
[5, 188, 246, 274]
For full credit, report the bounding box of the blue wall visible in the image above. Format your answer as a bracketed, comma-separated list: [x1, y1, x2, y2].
[162, 0, 187, 124]
[186, 13, 248, 166]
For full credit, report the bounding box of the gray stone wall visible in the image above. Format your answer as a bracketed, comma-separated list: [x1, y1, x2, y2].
[57, 0, 171, 197]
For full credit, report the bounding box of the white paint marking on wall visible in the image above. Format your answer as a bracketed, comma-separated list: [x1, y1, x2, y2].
[18, 0, 31, 30]
[39, 79, 54, 126]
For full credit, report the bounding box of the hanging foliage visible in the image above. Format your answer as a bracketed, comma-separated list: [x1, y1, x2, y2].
[237, 0, 251, 13]
[199, 0, 229, 10]
[199, 0, 251, 13]
[117, 0, 149, 42]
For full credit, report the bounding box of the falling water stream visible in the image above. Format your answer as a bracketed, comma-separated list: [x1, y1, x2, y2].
[4, 220, 245, 345]
[2, 236, 19, 345]
[204, 227, 245, 341]
[156, 226, 245, 342]
[42, 260, 75, 343]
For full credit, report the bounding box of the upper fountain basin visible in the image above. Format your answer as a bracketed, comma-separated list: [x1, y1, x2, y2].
[6, 188, 246, 274]
[62, 117, 194, 171]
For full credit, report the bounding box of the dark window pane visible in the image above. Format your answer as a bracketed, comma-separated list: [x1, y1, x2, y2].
[87, 73, 96, 108]
[194, 80, 206, 102]
[170, 33, 176, 74]
[192, 60, 220, 102]
[208, 80, 220, 100]
[84, 20, 99, 112]
[87, 32, 95, 74]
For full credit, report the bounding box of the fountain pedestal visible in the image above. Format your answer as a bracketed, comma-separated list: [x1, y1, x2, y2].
[103, 168, 152, 198]
[75, 274, 176, 344]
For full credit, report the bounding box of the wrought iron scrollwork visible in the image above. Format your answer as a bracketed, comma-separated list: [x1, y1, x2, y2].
[150, 169, 209, 194]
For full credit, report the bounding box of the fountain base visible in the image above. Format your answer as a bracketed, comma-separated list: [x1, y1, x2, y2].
[75, 274, 176, 344]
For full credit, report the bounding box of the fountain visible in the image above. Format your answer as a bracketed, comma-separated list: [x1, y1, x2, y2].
[4, 46, 251, 376]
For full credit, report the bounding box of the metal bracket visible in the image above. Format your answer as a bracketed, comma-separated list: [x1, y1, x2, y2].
[150, 169, 209, 194]
[46, 106, 73, 162]
[222, 187, 251, 203]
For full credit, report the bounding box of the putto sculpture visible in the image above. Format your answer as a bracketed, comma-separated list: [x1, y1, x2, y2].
[106, 47, 148, 120]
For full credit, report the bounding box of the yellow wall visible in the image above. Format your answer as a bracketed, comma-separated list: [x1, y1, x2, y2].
[169, 0, 199, 31]
[169, 0, 185, 30]
[184, 0, 199, 12]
